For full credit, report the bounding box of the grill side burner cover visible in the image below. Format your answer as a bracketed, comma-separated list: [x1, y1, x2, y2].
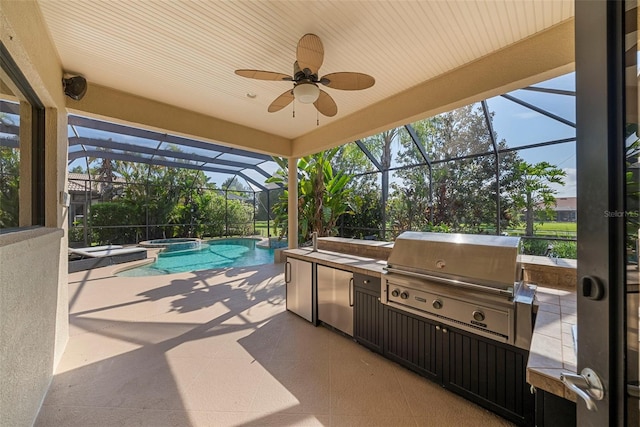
[387, 231, 522, 288]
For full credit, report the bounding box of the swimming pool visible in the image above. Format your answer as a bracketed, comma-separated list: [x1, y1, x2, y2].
[138, 237, 202, 252]
[117, 238, 274, 277]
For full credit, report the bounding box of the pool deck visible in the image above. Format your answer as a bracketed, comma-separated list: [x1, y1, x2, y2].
[36, 261, 513, 426]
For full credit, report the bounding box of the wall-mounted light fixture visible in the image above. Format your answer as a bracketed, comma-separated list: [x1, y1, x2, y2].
[62, 75, 87, 100]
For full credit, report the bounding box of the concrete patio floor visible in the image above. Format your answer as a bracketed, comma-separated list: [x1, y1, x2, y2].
[35, 262, 514, 426]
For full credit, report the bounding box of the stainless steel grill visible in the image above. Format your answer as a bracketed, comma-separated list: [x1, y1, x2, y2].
[382, 231, 537, 349]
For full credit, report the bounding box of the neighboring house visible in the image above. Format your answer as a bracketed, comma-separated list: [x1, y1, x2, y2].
[552, 197, 577, 222]
[531, 197, 577, 222]
[67, 173, 125, 226]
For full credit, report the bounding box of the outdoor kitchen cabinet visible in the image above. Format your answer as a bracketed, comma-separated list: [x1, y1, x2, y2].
[383, 305, 534, 427]
[317, 265, 353, 335]
[352, 273, 383, 353]
[285, 257, 314, 322]
[443, 326, 534, 427]
[383, 305, 443, 382]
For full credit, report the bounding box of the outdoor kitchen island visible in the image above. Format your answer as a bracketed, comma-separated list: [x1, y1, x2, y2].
[283, 234, 578, 427]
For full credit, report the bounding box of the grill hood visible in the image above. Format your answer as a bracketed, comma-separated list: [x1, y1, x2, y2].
[383, 231, 535, 349]
[386, 231, 522, 290]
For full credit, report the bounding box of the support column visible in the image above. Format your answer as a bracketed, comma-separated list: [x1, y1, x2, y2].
[266, 190, 271, 238]
[381, 170, 388, 240]
[288, 157, 298, 249]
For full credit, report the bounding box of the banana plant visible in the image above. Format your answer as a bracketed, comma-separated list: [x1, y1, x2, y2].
[267, 148, 354, 244]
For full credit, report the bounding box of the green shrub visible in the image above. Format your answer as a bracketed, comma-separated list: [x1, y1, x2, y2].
[521, 239, 577, 259]
[521, 239, 551, 256]
[90, 201, 140, 244]
[422, 223, 452, 233]
[550, 241, 577, 259]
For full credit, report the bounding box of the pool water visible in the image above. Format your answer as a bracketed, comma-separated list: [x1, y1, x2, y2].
[117, 238, 274, 277]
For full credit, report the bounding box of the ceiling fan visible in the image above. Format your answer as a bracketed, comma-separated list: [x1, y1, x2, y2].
[235, 34, 375, 117]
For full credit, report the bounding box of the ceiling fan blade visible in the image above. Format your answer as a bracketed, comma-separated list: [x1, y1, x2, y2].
[320, 72, 375, 90]
[314, 89, 337, 117]
[296, 34, 324, 75]
[235, 69, 292, 81]
[268, 90, 294, 113]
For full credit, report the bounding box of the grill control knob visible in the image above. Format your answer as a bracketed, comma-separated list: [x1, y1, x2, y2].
[432, 299, 443, 309]
[472, 310, 485, 322]
[400, 291, 409, 300]
[391, 288, 400, 297]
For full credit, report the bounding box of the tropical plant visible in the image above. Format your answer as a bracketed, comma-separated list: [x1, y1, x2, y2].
[625, 123, 640, 250]
[268, 148, 354, 243]
[0, 146, 19, 228]
[339, 186, 382, 238]
[0, 111, 19, 229]
[90, 156, 118, 201]
[509, 161, 566, 236]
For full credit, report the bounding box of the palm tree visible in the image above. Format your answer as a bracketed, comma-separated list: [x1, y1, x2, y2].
[511, 161, 566, 236]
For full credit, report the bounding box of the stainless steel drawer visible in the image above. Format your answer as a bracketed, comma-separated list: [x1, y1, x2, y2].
[353, 273, 380, 294]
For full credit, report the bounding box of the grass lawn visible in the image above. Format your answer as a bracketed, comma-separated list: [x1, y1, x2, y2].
[254, 220, 280, 237]
[506, 221, 576, 237]
[535, 222, 577, 232]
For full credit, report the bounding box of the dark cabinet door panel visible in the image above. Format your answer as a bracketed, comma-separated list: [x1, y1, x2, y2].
[354, 288, 383, 352]
[444, 328, 533, 426]
[383, 306, 441, 381]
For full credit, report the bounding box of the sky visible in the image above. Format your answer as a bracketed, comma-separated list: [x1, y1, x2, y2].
[486, 73, 576, 197]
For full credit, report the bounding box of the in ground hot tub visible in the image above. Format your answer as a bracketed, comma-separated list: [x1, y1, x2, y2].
[139, 238, 202, 252]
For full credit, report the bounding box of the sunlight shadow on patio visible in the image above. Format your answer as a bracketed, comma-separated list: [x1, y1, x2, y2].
[38, 262, 511, 426]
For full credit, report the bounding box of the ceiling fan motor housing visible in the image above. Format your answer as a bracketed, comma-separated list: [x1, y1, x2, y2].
[293, 61, 317, 81]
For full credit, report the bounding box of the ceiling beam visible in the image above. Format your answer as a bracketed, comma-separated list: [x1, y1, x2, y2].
[68, 115, 273, 161]
[354, 140, 382, 171]
[0, 136, 18, 148]
[520, 86, 576, 96]
[66, 83, 292, 157]
[0, 99, 20, 115]
[236, 172, 267, 191]
[500, 93, 575, 128]
[0, 123, 19, 136]
[68, 149, 274, 189]
[404, 124, 431, 167]
[69, 136, 271, 174]
[69, 149, 237, 172]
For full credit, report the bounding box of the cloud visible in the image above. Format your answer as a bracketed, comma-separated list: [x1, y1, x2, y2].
[549, 167, 576, 198]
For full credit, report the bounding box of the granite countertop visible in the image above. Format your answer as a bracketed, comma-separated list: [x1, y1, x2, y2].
[284, 246, 577, 402]
[519, 254, 577, 270]
[526, 287, 578, 401]
[283, 248, 387, 277]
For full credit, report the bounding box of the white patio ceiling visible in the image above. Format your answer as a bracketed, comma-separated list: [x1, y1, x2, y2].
[36, 0, 575, 156]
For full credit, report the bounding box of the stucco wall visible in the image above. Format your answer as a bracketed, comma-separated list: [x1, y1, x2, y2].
[1, 1, 69, 426]
[0, 228, 63, 426]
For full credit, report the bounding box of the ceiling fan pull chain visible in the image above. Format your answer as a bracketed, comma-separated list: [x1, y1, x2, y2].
[292, 100, 295, 118]
[316, 109, 319, 126]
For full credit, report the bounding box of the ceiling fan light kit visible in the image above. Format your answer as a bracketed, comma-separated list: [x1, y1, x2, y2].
[293, 82, 319, 104]
[235, 33, 374, 118]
